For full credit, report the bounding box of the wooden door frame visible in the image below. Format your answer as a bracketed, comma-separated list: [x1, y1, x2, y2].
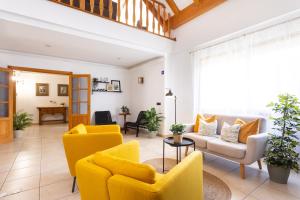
[8, 66, 73, 127]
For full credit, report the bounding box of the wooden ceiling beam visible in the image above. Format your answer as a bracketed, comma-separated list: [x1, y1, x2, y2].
[166, 0, 180, 15]
[170, 0, 226, 29]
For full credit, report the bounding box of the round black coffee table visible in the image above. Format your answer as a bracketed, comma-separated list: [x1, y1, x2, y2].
[163, 137, 195, 172]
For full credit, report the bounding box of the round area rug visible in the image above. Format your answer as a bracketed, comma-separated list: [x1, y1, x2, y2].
[143, 158, 231, 200]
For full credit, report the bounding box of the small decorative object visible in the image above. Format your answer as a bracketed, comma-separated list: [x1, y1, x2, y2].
[170, 124, 186, 143]
[138, 77, 144, 84]
[106, 83, 113, 91]
[92, 77, 98, 82]
[145, 108, 163, 138]
[13, 111, 33, 138]
[60, 102, 66, 107]
[121, 106, 130, 114]
[265, 94, 300, 184]
[111, 80, 121, 92]
[58, 84, 68, 96]
[36, 83, 49, 96]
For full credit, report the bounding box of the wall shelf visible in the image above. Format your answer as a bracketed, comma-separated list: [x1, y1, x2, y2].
[92, 89, 122, 93]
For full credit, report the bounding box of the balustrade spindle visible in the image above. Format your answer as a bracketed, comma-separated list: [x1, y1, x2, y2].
[139, 0, 143, 28]
[117, 0, 121, 21]
[163, 7, 166, 36]
[157, 4, 160, 34]
[133, 0, 136, 26]
[152, 1, 155, 33]
[125, 0, 129, 24]
[168, 13, 171, 37]
[146, 0, 149, 31]
[109, 0, 113, 19]
[80, 0, 85, 10]
[70, 0, 74, 6]
[90, 0, 95, 13]
[99, 0, 104, 16]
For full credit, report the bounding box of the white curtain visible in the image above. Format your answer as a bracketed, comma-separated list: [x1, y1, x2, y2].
[193, 17, 300, 117]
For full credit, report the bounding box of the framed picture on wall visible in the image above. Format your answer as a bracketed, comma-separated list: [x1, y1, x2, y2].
[36, 83, 49, 96]
[58, 84, 69, 96]
[111, 80, 121, 92]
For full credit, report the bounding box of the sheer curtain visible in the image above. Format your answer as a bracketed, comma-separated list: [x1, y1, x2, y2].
[193, 17, 300, 117]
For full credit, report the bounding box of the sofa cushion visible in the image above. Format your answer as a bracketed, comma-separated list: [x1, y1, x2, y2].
[194, 114, 217, 132]
[207, 139, 247, 159]
[235, 119, 260, 144]
[184, 133, 218, 148]
[93, 152, 156, 184]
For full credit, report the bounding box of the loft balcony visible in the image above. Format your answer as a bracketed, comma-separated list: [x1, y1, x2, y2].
[49, 0, 175, 40]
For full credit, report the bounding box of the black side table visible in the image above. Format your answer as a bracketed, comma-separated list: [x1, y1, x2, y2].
[163, 137, 195, 172]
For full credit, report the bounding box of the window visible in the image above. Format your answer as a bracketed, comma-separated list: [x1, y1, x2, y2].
[193, 17, 300, 117]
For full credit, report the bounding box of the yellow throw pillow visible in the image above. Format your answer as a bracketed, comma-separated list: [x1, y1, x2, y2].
[69, 124, 87, 134]
[235, 119, 260, 144]
[194, 114, 217, 132]
[93, 152, 156, 184]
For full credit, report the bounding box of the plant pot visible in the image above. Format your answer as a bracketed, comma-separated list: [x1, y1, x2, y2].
[14, 130, 24, 138]
[148, 131, 158, 138]
[267, 164, 291, 184]
[173, 135, 183, 143]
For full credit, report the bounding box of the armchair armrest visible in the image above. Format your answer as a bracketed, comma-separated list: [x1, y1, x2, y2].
[85, 125, 120, 133]
[184, 123, 195, 133]
[243, 133, 268, 165]
[107, 151, 204, 200]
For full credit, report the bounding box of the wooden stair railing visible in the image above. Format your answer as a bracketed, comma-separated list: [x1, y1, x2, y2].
[50, 0, 175, 40]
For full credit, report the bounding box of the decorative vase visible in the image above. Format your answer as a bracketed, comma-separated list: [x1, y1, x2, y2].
[14, 130, 24, 138]
[148, 131, 158, 138]
[173, 134, 183, 143]
[267, 164, 291, 184]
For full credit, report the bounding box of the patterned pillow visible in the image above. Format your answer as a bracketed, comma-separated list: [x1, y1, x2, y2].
[198, 119, 218, 136]
[220, 122, 241, 143]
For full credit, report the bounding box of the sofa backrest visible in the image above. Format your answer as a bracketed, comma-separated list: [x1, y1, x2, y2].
[204, 114, 267, 135]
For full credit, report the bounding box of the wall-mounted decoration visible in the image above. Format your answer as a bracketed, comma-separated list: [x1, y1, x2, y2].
[106, 83, 113, 91]
[58, 84, 69, 96]
[111, 80, 121, 92]
[138, 77, 144, 84]
[36, 83, 49, 96]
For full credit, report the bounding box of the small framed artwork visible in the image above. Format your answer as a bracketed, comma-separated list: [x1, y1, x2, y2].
[138, 77, 144, 84]
[58, 84, 69, 96]
[106, 83, 113, 91]
[111, 80, 121, 92]
[36, 83, 49, 96]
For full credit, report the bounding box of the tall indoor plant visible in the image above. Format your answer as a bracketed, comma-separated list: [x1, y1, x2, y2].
[13, 111, 33, 138]
[265, 94, 300, 184]
[144, 108, 163, 138]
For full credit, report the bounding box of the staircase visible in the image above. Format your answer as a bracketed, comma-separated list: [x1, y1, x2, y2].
[50, 0, 175, 40]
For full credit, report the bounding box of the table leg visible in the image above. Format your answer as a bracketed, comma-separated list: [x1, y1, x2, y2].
[163, 141, 165, 173]
[194, 143, 195, 151]
[179, 147, 181, 162]
[176, 147, 178, 164]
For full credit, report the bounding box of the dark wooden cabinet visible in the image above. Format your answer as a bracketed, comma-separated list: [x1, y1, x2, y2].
[37, 107, 68, 125]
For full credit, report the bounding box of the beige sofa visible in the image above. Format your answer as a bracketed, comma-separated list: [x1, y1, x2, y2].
[184, 114, 268, 179]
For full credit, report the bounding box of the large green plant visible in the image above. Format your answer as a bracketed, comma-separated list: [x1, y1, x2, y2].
[13, 111, 33, 131]
[265, 94, 300, 172]
[144, 108, 163, 132]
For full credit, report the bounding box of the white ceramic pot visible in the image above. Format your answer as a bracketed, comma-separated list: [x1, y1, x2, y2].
[14, 130, 24, 138]
[148, 131, 158, 138]
[173, 135, 183, 143]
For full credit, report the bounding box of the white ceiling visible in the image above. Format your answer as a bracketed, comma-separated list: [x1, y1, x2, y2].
[0, 19, 163, 68]
[173, 0, 193, 10]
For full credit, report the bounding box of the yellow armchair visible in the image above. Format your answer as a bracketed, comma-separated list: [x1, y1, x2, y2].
[76, 140, 203, 200]
[62, 124, 122, 192]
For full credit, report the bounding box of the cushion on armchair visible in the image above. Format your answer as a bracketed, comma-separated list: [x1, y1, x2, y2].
[70, 124, 87, 134]
[93, 152, 156, 184]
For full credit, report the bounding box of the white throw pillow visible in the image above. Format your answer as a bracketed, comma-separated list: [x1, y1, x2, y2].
[220, 122, 241, 143]
[198, 119, 218, 136]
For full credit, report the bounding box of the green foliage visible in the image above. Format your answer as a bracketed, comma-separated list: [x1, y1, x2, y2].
[121, 105, 130, 114]
[170, 124, 186, 135]
[144, 108, 163, 132]
[265, 94, 300, 172]
[13, 111, 33, 131]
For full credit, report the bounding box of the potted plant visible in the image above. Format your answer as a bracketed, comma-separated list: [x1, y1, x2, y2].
[13, 111, 33, 138]
[170, 124, 186, 143]
[265, 94, 300, 184]
[144, 108, 163, 138]
[121, 106, 130, 114]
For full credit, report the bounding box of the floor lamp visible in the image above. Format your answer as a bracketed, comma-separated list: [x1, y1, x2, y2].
[165, 89, 177, 124]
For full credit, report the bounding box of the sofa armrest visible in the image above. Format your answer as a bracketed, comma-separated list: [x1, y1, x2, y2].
[86, 125, 121, 133]
[243, 133, 268, 165]
[184, 123, 195, 133]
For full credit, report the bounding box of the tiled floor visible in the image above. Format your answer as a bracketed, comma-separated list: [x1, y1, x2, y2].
[0, 124, 299, 200]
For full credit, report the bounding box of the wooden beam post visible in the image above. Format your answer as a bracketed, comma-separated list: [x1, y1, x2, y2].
[166, 0, 179, 15]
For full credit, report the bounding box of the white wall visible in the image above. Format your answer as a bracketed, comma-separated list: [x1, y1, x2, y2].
[164, 0, 300, 131]
[128, 58, 165, 133]
[0, 49, 130, 125]
[16, 71, 69, 123]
